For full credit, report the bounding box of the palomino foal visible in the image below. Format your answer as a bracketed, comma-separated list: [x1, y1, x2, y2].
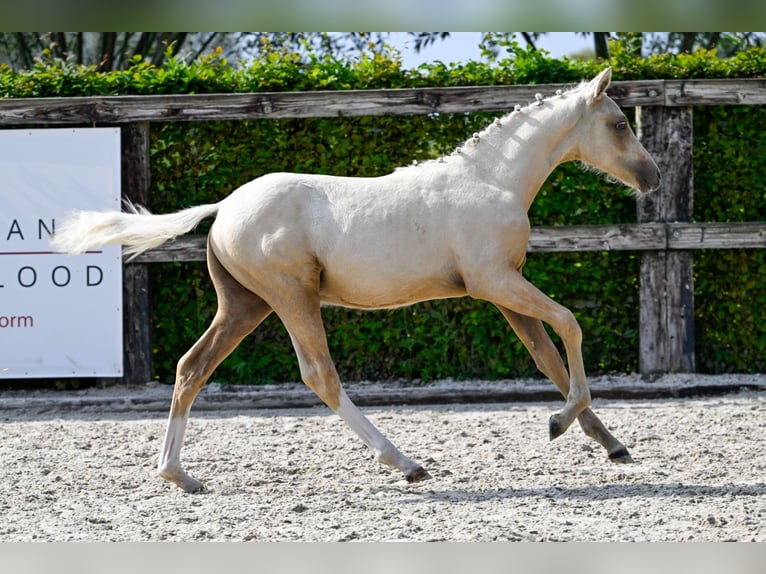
[53, 68, 660, 493]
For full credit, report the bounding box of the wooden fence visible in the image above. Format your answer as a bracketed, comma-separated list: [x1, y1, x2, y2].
[2, 78, 765, 383]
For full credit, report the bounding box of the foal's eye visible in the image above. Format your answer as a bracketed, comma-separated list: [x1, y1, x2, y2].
[615, 120, 628, 131]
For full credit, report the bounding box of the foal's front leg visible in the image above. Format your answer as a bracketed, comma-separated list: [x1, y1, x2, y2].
[335, 387, 431, 482]
[468, 268, 591, 440]
[497, 306, 632, 462]
[276, 292, 430, 482]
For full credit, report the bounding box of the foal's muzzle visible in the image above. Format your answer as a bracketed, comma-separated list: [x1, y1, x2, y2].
[638, 165, 662, 194]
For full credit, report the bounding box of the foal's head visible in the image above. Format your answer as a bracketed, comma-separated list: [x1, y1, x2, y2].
[572, 68, 661, 195]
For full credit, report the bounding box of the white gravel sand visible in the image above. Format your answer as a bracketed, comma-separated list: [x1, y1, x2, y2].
[1, 375, 764, 542]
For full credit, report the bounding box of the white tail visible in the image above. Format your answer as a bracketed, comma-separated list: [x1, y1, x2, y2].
[51, 201, 220, 258]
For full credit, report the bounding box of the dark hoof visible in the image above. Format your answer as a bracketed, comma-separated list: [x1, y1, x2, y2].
[548, 416, 565, 441]
[406, 466, 432, 483]
[184, 481, 209, 494]
[608, 447, 634, 464]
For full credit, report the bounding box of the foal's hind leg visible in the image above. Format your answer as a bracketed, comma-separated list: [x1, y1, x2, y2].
[272, 286, 429, 482]
[496, 306, 632, 462]
[157, 245, 272, 493]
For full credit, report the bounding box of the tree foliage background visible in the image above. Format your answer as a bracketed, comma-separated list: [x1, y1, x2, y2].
[2, 32, 765, 71]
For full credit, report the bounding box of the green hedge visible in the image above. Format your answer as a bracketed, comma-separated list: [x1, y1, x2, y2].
[693, 106, 766, 373]
[3, 45, 765, 382]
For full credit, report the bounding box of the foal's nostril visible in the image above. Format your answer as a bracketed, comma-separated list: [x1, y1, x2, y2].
[653, 169, 662, 190]
[639, 166, 662, 194]
[646, 167, 662, 192]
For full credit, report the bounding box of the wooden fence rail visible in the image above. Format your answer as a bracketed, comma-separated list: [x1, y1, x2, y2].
[2, 79, 766, 125]
[131, 222, 766, 263]
[2, 78, 765, 382]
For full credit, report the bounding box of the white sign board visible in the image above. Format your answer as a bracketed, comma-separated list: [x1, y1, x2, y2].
[0, 128, 123, 378]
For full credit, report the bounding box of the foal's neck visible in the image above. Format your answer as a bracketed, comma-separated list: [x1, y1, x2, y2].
[454, 93, 583, 211]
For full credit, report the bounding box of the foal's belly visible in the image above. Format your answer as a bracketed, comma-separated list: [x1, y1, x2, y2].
[318, 268, 465, 310]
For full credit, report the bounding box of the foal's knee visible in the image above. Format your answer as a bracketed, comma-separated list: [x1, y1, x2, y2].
[554, 308, 582, 347]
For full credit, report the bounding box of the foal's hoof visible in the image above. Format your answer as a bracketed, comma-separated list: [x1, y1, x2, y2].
[405, 466, 432, 483]
[548, 415, 565, 441]
[175, 476, 208, 494]
[608, 447, 634, 464]
[159, 468, 208, 494]
[187, 482, 209, 494]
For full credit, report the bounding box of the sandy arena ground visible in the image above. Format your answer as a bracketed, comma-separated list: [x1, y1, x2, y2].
[1, 375, 765, 542]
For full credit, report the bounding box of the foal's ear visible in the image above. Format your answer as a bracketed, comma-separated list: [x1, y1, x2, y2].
[590, 67, 612, 100]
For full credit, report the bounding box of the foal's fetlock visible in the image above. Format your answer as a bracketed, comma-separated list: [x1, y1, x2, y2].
[550, 393, 590, 440]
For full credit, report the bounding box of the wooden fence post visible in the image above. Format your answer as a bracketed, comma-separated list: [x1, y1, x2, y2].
[121, 123, 153, 384]
[636, 106, 695, 374]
